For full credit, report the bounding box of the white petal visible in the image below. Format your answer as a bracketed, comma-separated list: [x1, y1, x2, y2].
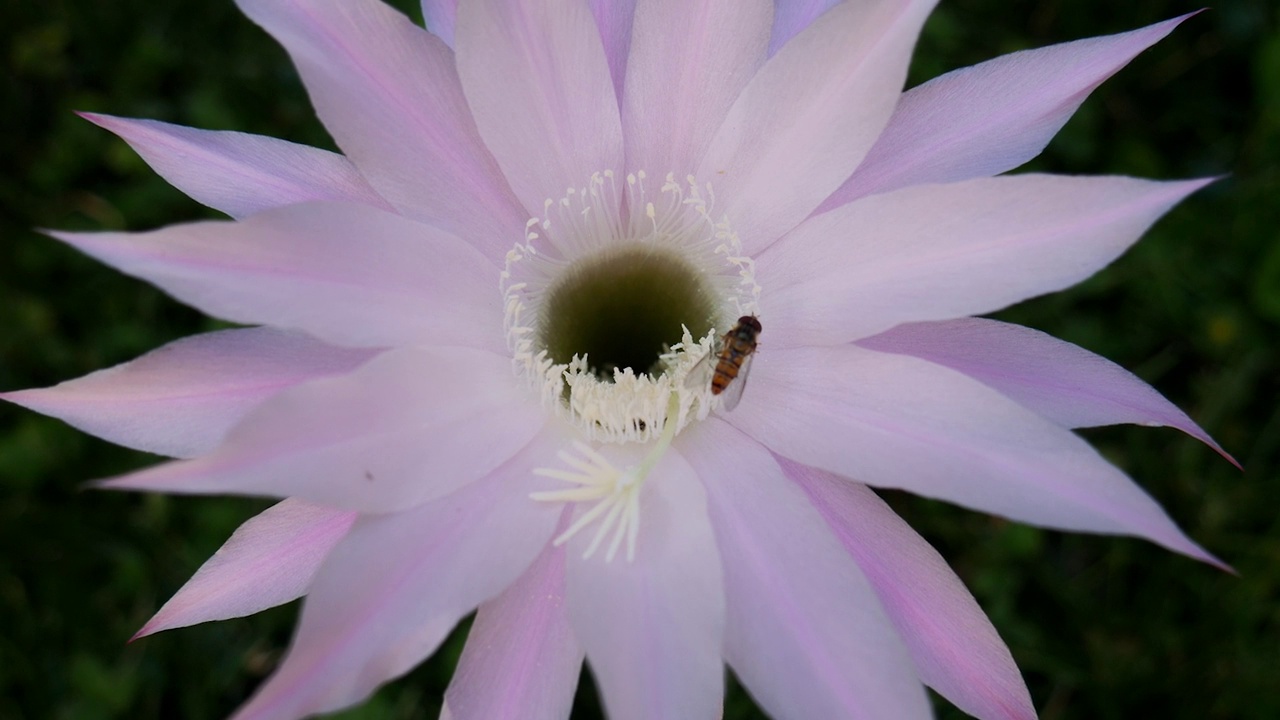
[230, 434, 564, 720]
[443, 538, 583, 720]
[136, 499, 356, 638]
[681, 418, 932, 720]
[760, 174, 1212, 347]
[100, 347, 548, 514]
[421, 0, 458, 45]
[564, 447, 724, 720]
[858, 318, 1236, 464]
[456, 0, 624, 215]
[81, 113, 391, 219]
[423, 0, 639, 106]
[788, 462, 1035, 720]
[588, 0, 639, 103]
[236, 0, 527, 257]
[51, 202, 504, 352]
[621, 0, 772, 176]
[819, 14, 1196, 209]
[1, 328, 375, 459]
[696, 0, 937, 255]
[727, 344, 1223, 566]
[768, 0, 841, 55]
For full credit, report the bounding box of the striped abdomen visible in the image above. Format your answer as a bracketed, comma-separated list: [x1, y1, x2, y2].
[710, 316, 761, 395]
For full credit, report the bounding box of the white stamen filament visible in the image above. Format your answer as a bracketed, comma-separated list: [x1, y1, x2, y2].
[531, 394, 681, 562]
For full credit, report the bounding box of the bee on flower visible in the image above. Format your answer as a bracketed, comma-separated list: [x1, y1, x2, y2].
[686, 314, 762, 411]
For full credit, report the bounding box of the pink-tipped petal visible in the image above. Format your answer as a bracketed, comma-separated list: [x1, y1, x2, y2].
[681, 419, 932, 720]
[229, 436, 564, 720]
[621, 0, 771, 176]
[1, 328, 375, 459]
[135, 499, 356, 639]
[788, 461, 1036, 720]
[99, 347, 547, 514]
[696, 0, 937, 255]
[421, 0, 638, 104]
[820, 14, 1196, 211]
[761, 174, 1213, 348]
[79, 113, 392, 219]
[588, 0, 639, 104]
[728, 344, 1223, 566]
[443, 536, 583, 720]
[235, 0, 527, 257]
[564, 448, 724, 720]
[768, 0, 840, 55]
[858, 318, 1237, 465]
[421, 0, 457, 45]
[455, 0, 624, 216]
[50, 202, 503, 352]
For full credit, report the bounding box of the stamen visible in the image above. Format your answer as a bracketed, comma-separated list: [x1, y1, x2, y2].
[532, 394, 681, 562]
[500, 171, 761, 444]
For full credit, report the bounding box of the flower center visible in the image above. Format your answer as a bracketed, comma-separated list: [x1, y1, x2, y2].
[505, 171, 761, 562]
[538, 244, 716, 380]
[501, 171, 759, 444]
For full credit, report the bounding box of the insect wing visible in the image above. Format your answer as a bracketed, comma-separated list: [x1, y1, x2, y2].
[718, 351, 754, 411]
[683, 350, 716, 391]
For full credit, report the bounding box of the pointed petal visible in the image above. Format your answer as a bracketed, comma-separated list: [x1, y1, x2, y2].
[761, 174, 1213, 348]
[51, 202, 503, 352]
[100, 347, 547, 514]
[788, 462, 1035, 720]
[768, 0, 840, 55]
[588, 0, 639, 103]
[230, 435, 564, 720]
[422, 0, 638, 105]
[235, 0, 527, 257]
[1, 328, 375, 459]
[456, 0, 624, 215]
[820, 14, 1196, 211]
[728, 344, 1223, 566]
[564, 447, 724, 720]
[80, 113, 392, 219]
[681, 419, 932, 720]
[422, 0, 457, 45]
[621, 0, 771, 176]
[136, 499, 356, 639]
[443, 539, 583, 720]
[858, 318, 1236, 464]
[696, 0, 937, 255]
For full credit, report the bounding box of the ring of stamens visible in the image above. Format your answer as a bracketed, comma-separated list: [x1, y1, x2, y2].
[500, 170, 760, 443]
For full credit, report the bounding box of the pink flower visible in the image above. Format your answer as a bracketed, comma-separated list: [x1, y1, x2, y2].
[3, 1, 1234, 719]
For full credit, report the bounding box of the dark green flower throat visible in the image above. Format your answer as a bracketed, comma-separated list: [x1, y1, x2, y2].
[538, 245, 717, 379]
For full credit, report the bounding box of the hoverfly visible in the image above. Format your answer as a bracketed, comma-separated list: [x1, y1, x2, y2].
[686, 315, 761, 411]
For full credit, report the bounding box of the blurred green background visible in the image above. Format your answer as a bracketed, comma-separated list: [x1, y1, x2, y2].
[1, 0, 1276, 718]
